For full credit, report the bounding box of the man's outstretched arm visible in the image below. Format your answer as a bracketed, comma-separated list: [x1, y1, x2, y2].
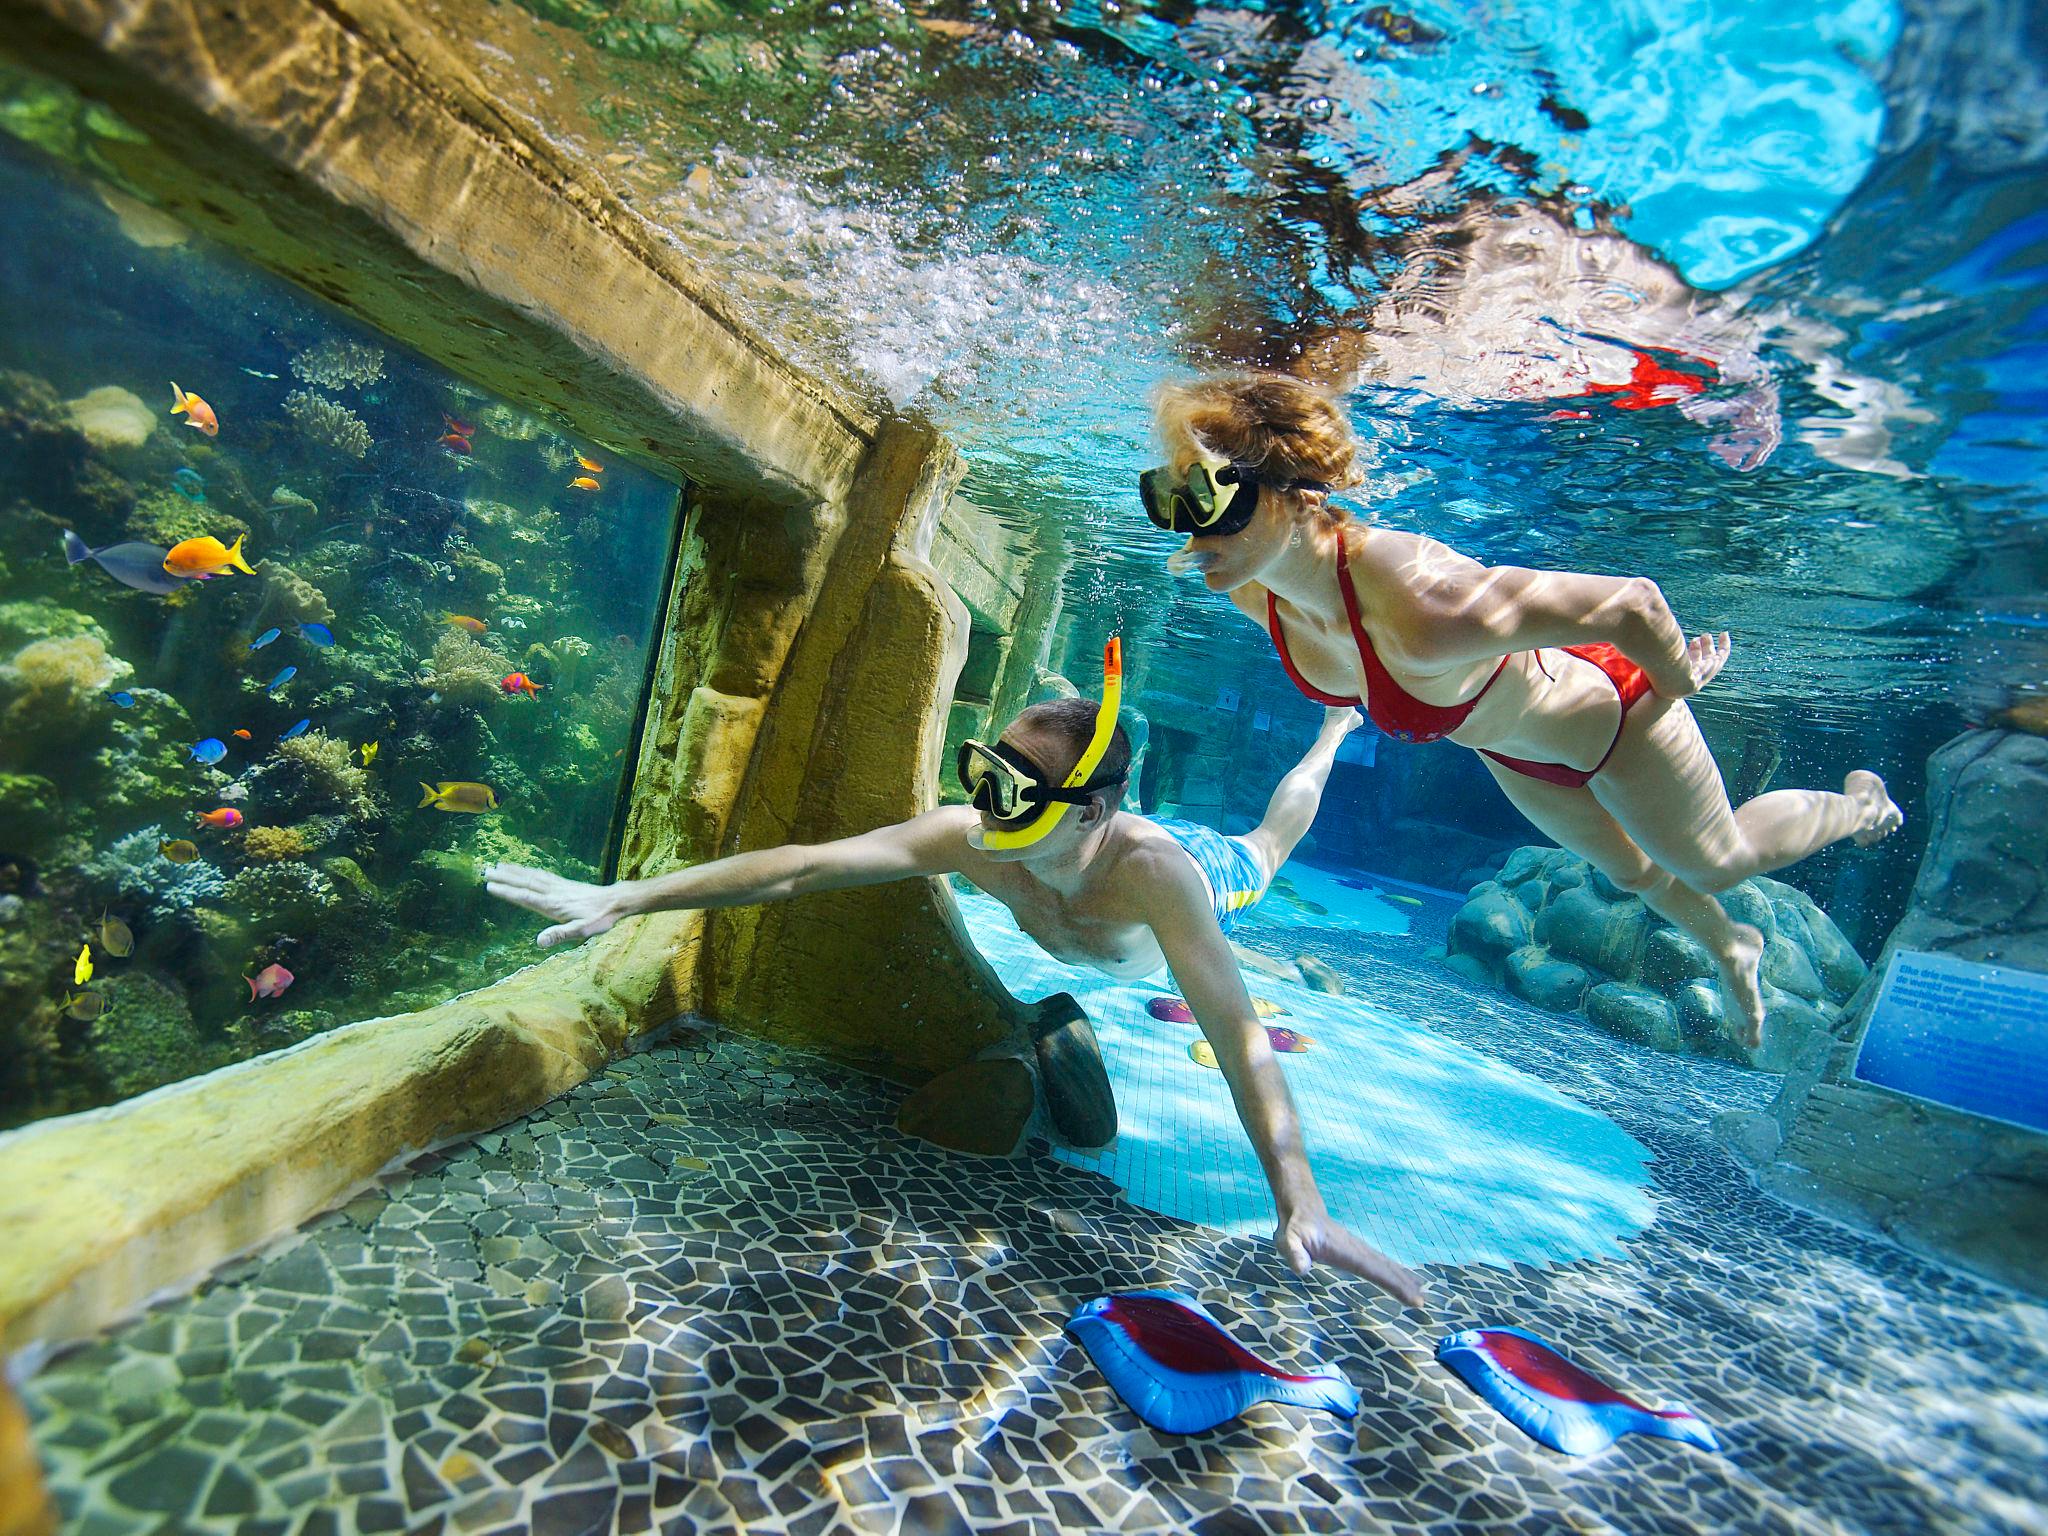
[1142, 855, 1428, 1310]
[485, 805, 977, 948]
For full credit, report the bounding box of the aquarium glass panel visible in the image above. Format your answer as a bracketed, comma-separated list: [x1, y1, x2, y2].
[0, 114, 680, 1130]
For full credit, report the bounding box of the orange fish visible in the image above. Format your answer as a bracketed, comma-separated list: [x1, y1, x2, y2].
[575, 454, 604, 474]
[443, 413, 475, 439]
[197, 807, 244, 829]
[169, 381, 218, 436]
[231, 728, 253, 739]
[438, 433, 473, 455]
[567, 476, 601, 492]
[442, 613, 487, 634]
[501, 672, 542, 697]
[163, 533, 255, 578]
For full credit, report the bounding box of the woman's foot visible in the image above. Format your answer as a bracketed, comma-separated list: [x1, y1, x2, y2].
[1323, 704, 1364, 741]
[1714, 923, 1767, 1050]
[1846, 770, 1904, 847]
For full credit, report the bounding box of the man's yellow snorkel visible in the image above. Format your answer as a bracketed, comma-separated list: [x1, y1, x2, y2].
[957, 637, 1124, 852]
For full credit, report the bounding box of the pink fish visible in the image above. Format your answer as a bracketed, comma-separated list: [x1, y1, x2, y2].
[244, 962, 294, 1001]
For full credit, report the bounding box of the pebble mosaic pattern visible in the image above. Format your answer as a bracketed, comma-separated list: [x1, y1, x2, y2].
[21, 893, 2048, 1536]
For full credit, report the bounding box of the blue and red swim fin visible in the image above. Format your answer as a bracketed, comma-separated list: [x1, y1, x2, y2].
[1436, 1325, 1720, 1456]
[1066, 1290, 1360, 1435]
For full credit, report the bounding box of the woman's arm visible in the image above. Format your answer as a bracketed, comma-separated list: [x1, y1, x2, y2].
[485, 805, 975, 947]
[1372, 539, 1707, 697]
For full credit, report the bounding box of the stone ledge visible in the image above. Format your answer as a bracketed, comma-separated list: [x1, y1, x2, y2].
[0, 909, 697, 1359]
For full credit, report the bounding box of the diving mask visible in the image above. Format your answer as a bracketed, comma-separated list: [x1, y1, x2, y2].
[961, 637, 1124, 852]
[1138, 457, 1333, 537]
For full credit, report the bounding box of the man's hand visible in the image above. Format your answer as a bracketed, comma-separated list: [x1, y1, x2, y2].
[484, 862, 625, 949]
[1276, 1201, 1429, 1312]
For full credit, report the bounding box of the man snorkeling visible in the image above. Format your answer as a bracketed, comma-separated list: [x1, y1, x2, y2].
[485, 639, 1426, 1310]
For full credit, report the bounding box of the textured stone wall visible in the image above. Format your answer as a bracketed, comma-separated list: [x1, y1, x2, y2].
[1721, 730, 2048, 1295]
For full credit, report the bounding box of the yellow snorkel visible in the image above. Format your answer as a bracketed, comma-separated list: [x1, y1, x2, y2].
[979, 636, 1124, 852]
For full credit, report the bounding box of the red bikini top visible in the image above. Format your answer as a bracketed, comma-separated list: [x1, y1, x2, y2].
[1266, 549, 1508, 743]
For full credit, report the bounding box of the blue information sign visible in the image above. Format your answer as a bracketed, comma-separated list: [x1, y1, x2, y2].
[1853, 949, 2048, 1135]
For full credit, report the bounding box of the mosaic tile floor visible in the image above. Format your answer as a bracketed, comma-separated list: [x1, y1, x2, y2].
[20, 889, 2048, 1536]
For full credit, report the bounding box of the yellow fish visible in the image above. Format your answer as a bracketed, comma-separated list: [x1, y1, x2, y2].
[99, 910, 134, 958]
[159, 838, 199, 863]
[163, 532, 256, 578]
[74, 942, 92, 986]
[419, 780, 498, 813]
[359, 740, 379, 767]
[168, 381, 218, 436]
[567, 476, 601, 492]
[575, 453, 604, 474]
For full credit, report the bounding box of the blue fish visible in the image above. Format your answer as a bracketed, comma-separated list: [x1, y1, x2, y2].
[189, 737, 228, 765]
[295, 622, 335, 647]
[265, 666, 297, 692]
[171, 468, 206, 502]
[1436, 1327, 1720, 1457]
[249, 627, 282, 650]
[280, 719, 311, 740]
[1065, 1291, 1360, 1435]
[109, 691, 137, 708]
[62, 531, 192, 597]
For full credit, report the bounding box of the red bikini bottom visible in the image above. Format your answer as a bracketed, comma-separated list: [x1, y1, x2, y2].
[1481, 643, 1653, 789]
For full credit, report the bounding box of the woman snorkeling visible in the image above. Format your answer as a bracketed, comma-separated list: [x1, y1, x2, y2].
[1141, 373, 1903, 1047]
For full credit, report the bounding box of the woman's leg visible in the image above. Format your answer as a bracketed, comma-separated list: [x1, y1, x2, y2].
[1588, 694, 1901, 897]
[1239, 706, 1361, 882]
[1480, 758, 1769, 1047]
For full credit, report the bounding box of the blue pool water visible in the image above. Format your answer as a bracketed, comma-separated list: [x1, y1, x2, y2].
[954, 882, 1659, 1270]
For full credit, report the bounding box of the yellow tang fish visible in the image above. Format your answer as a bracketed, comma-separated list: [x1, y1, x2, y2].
[163, 532, 256, 578]
[74, 942, 92, 986]
[159, 839, 199, 863]
[359, 740, 379, 767]
[419, 780, 499, 814]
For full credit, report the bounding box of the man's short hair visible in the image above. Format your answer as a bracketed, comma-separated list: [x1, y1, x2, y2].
[1003, 697, 1131, 807]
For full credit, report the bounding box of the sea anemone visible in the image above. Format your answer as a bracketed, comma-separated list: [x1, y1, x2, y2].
[282, 390, 372, 459]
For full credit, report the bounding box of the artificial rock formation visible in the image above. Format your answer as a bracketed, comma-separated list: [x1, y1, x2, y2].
[1723, 730, 2048, 1293]
[1444, 845, 1867, 1071]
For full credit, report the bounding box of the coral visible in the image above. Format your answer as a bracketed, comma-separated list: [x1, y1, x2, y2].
[1, 634, 132, 760]
[0, 601, 109, 651]
[423, 627, 514, 708]
[288, 338, 385, 391]
[88, 972, 219, 1100]
[448, 546, 506, 602]
[62, 385, 154, 450]
[0, 773, 62, 859]
[124, 488, 245, 550]
[80, 825, 228, 920]
[241, 824, 311, 861]
[268, 486, 318, 517]
[479, 403, 547, 441]
[89, 733, 195, 822]
[250, 561, 335, 628]
[222, 859, 338, 932]
[262, 731, 379, 821]
[282, 390, 372, 458]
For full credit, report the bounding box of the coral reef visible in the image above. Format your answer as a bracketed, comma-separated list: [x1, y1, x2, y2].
[88, 972, 218, 1100]
[423, 627, 515, 708]
[124, 488, 246, 550]
[221, 859, 338, 932]
[0, 633, 132, 759]
[288, 338, 385, 391]
[268, 486, 317, 517]
[250, 561, 335, 628]
[260, 731, 380, 822]
[281, 390, 372, 458]
[240, 824, 311, 861]
[61, 385, 154, 450]
[80, 826, 228, 920]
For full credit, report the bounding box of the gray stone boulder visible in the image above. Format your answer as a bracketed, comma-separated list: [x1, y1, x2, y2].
[1443, 845, 1868, 1070]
